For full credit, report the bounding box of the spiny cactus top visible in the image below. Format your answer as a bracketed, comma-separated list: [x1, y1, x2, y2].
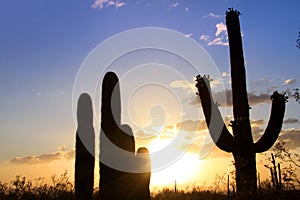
[226, 8, 241, 16]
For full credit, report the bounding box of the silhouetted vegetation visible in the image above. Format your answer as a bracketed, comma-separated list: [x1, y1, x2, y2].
[75, 93, 95, 200]
[1, 172, 300, 200]
[99, 72, 151, 199]
[264, 140, 300, 190]
[0, 171, 73, 200]
[196, 8, 287, 198]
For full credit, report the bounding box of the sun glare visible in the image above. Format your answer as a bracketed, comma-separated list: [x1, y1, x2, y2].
[150, 153, 201, 187]
[143, 125, 202, 188]
[147, 138, 173, 152]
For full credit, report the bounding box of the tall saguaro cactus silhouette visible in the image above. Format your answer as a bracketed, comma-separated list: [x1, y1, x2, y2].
[75, 93, 95, 200]
[196, 8, 286, 197]
[100, 71, 151, 200]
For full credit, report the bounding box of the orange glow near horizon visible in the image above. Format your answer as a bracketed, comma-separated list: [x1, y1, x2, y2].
[150, 153, 201, 187]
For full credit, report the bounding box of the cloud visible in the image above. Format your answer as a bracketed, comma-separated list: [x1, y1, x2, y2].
[135, 129, 157, 139]
[190, 90, 272, 107]
[201, 22, 228, 46]
[248, 92, 271, 106]
[279, 128, 300, 149]
[205, 12, 222, 19]
[222, 72, 230, 77]
[176, 120, 207, 132]
[10, 146, 75, 165]
[201, 21, 242, 47]
[171, 2, 179, 7]
[92, 0, 127, 9]
[170, 80, 196, 94]
[199, 34, 210, 41]
[208, 37, 229, 46]
[250, 119, 265, 140]
[249, 78, 275, 92]
[171, 78, 221, 95]
[115, 1, 127, 8]
[251, 119, 265, 127]
[185, 33, 193, 38]
[183, 142, 232, 158]
[284, 79, 296, 85]
[213, 90, 270, 107]
[284, 118, 300, 124]
[215, 22, 227, 37]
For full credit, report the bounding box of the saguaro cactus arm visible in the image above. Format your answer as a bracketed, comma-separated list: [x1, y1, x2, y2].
[100, 72, 123, 199]
[254, 92, 286, 153]
[196, 75, 234, 153]
[101, 71, 121, 132]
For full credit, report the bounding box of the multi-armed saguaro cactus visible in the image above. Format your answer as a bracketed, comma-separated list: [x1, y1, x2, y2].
[196, 8, 286, 197]
[75, 93, 95, 200]
[100, 71, 151, 200]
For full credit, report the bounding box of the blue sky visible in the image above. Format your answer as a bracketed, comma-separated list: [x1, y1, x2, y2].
[0, 0, 299, 187]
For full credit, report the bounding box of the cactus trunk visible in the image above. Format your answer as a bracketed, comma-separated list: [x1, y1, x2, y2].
[196, 8, 286, 199]
[75, 93, 95, 200]
[233, 151, 257, 196]
[226, 9, 257, 196]
[99, 72, 151, 200]
[99, 72, 122, 199]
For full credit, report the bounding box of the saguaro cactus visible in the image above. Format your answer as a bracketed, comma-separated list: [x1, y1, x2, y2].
[100, 71, 151, 200]
[135, 147, 151, 200]
[75, 93, 95, 200]
[196, 8, 286, 197]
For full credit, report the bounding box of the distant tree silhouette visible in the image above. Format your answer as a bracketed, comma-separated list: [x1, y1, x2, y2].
[196, 8, 286, 199]
[75, 93, 95, 200]
[270, 140, 300, 189]
[99, 72, 151, 200]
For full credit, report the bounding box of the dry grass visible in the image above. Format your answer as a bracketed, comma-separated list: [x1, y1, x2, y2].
[1, 172, 300, 199]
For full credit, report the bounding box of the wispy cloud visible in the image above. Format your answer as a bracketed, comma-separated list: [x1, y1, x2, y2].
[208, 22, 228, 46]
[199, 34, 210, 41]
[185, 33, 193, 38]
[222, 72, 230, 77]
[92, 0, 127, 9]
[170, 78, 222, 95]
[170, 80, 196, 94]
[215, 22, 227, 37]
[279, 128, 300, 149]
[249, 78, 275, 92]
[190, 90, 272, 107]
[200, 22, 229, 46]
[171, 2, 179, 8]
[176, 120, 207, 132]
[284, 118, 300, 124]
[10, 146, 74, 165]
[208, 37, 228, 46]
[205, 12, 222, 19]
[284, 78, 297, 85]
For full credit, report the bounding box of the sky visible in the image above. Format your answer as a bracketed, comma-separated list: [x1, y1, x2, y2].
[0, 0, 300, 190]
